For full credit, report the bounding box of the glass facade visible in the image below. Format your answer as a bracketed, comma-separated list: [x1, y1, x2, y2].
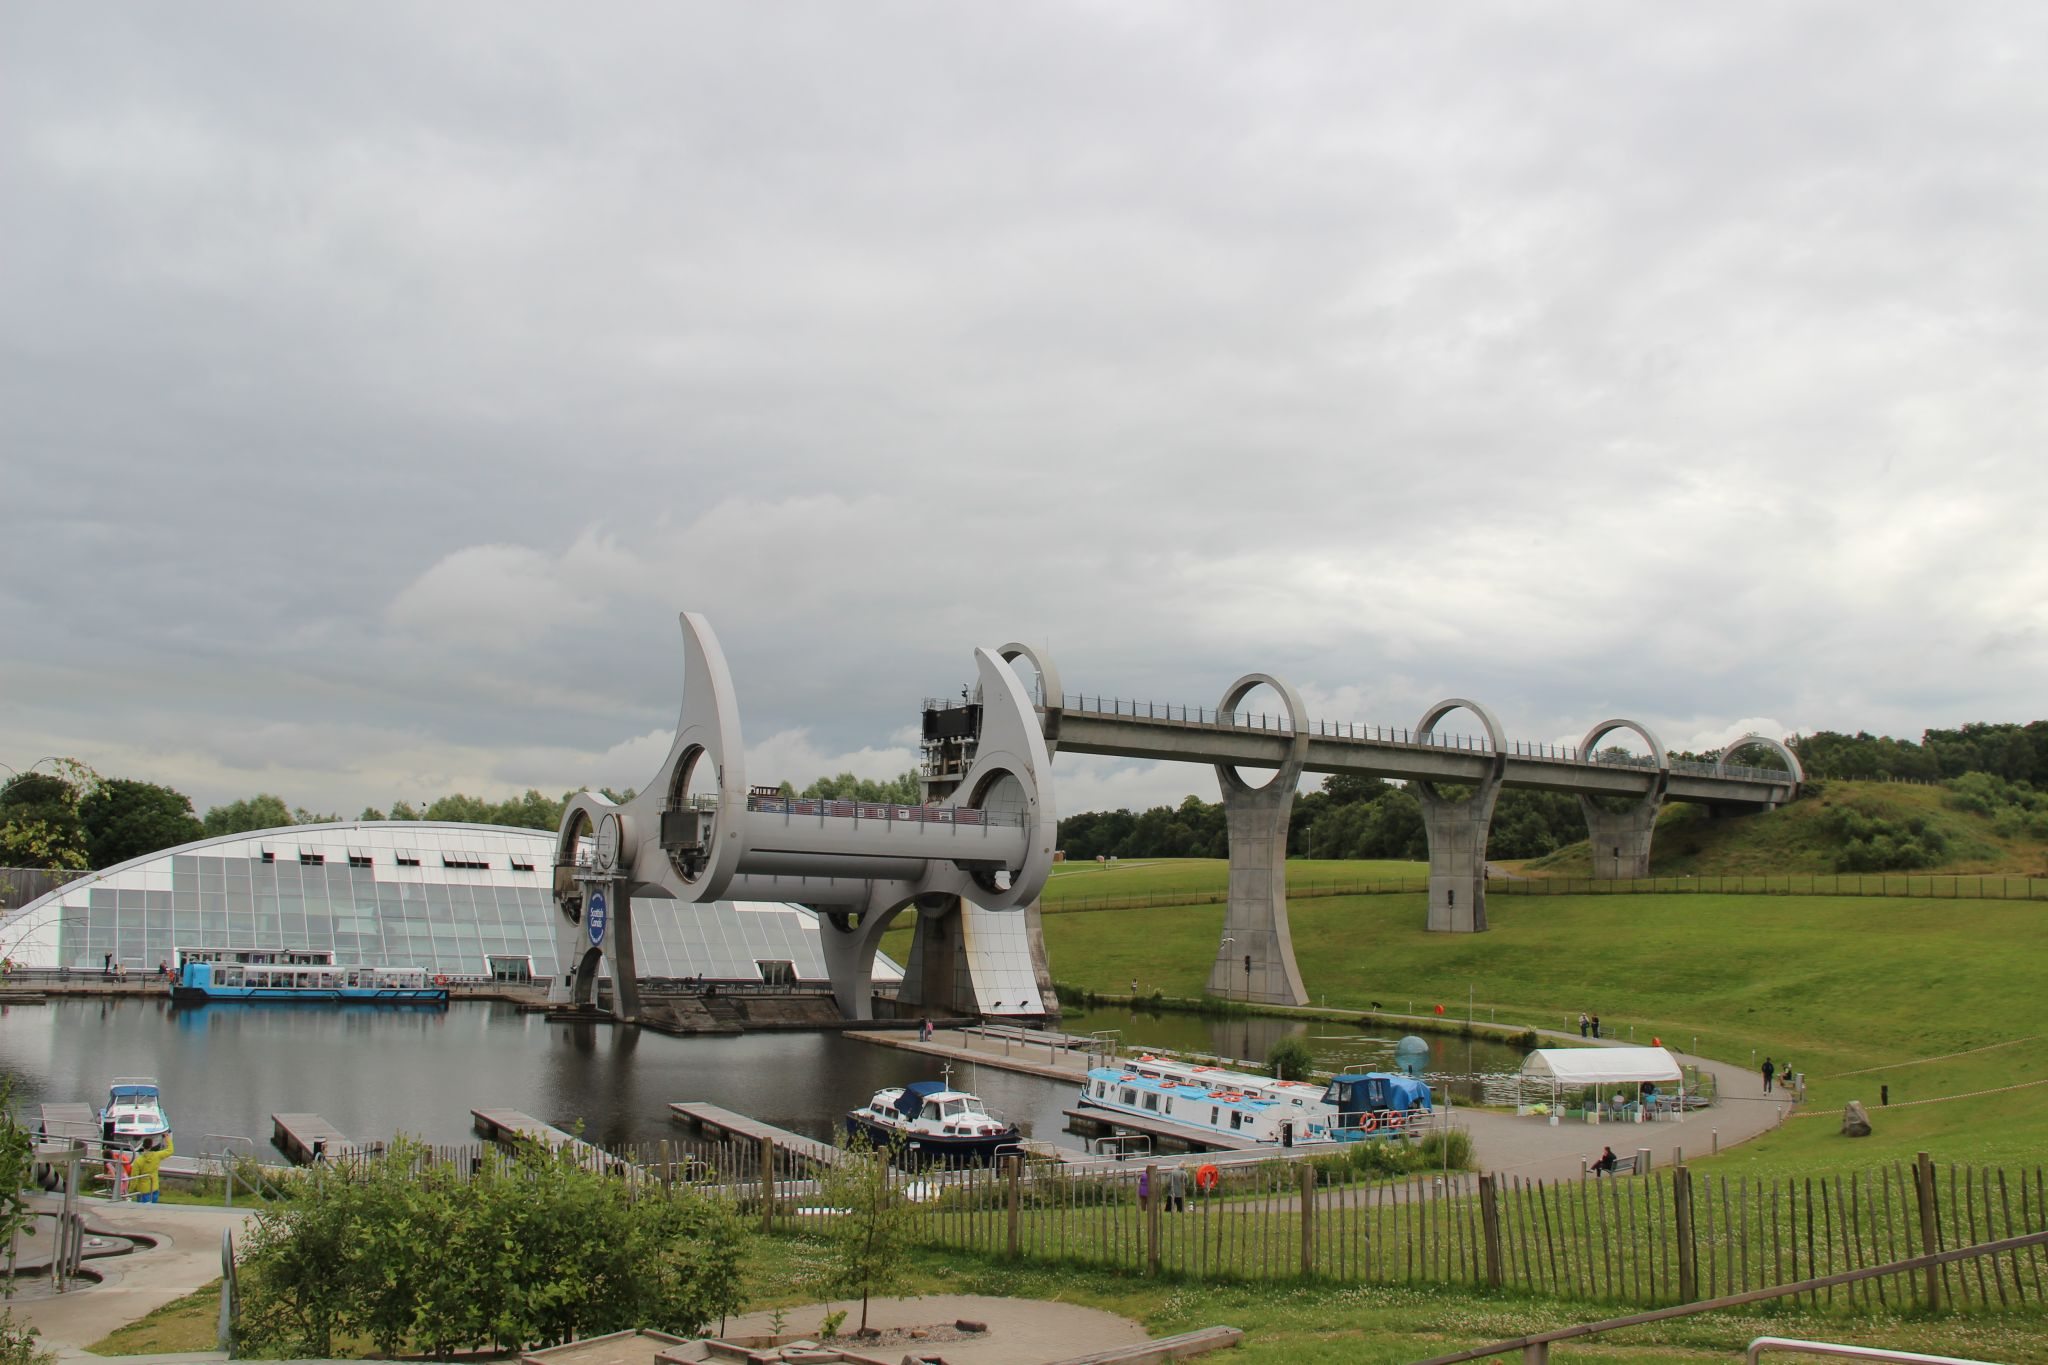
[1, 822, 900, 985]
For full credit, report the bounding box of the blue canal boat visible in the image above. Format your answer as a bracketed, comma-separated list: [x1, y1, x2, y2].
[173, 952, 448, 1005]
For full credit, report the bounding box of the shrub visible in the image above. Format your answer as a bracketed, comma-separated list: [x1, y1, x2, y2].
[1267, 1037, 1316, 1081]
[235, 1137, 745, 1356]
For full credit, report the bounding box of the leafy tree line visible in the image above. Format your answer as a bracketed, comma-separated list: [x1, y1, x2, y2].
[1790, 722, 2048, 786]
[2, 754, 924, 873]
[1060, 725, 2048, 864]
[1059, 775, 1591, 863]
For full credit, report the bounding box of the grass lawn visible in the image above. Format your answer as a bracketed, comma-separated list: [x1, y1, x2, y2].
[88, 1280, 221, 1354]
[742, 1233, 2048, 1364]
[1043, 857, 1427, 907]
[1035, 888, 2048, 1171]
[88, 1235, 2048, 1361]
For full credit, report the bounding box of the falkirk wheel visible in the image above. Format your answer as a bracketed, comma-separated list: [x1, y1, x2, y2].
[550, 612, 1058, 1022]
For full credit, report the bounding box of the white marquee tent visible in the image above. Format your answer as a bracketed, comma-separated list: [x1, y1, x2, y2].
[1520, 1047, 1683, 1087]
[1517, 1047, 1684, 1120]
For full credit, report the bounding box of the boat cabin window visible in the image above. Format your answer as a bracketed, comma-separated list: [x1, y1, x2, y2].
[1121, 1088, 1136, 1106]
[1094, 1081, 1106, 1099]
[943, 1099, 967, 1118]
[1229, 1110, 1243, 1130]
[1142, 1092, 1159, 1111]
[1211, 1107, 1219, 1125]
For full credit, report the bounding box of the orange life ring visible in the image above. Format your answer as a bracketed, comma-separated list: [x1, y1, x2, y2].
[433, 975, 449, 987]
[1360, 1114, 1378, 1132]
[1194, 1163, 1220, 1192]
[1381, 1108, 1405, 1130]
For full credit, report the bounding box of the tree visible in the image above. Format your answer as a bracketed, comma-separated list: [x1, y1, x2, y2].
[201, 793, 296, 836]
[801, 771, 921, 805]
[78, 779, 203, 868]
[0, 770, 90, 871]
[813, 1134, 916, 1333]
[1268, 1036, 1316, 1081]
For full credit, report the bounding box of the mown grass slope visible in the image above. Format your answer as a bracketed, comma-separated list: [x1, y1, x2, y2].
[1531, 779, 2047, 877]
[1035, 888, 2048, 1171]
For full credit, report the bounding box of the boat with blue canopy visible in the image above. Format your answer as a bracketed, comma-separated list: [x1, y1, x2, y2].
[845, 1076, 1023, 1166]
[1080, 1054, 1432, 1147]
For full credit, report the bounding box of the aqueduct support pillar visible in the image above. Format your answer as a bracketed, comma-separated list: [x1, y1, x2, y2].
[1206, 674, 1310, 1006]
[1414, 699, 1507, 934]
[1576, 719, 1671, 879]
[898, 895, 1057, 1018]
[550, 867, 644, 1022]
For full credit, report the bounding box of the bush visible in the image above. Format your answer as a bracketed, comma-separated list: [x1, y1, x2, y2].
[1821, 804, 1949, 872]
[235, 1137, 745, 1356]
[1267, 1037, 1317, 1081]
[0, 1312, 51, 1365]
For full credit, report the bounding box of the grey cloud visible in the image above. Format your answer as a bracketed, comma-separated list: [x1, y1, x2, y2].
[4, 2, 2046, 815]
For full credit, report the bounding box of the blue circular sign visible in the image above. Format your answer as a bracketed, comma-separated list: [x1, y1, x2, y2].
[586, 891, 608, 946]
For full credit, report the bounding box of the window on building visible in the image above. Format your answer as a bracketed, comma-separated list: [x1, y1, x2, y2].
[298, 852, 325, 866]
[395, 853, 421, 867]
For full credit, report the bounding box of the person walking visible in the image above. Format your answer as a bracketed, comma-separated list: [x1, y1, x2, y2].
[1591, 1014, 1601, 1039]
[1761, 1057, 1775, 1094]
[1167, 1163, 1188, 1213]
[1578, 1012, 1589, 1038]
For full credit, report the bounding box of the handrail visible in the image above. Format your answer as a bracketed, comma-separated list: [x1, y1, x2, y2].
[1408, 1228, 2048, 1365]
[1023, 691, 1798, 786]
[201, 1133, 259, 1208]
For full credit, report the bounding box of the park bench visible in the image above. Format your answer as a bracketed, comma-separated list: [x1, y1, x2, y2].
[1044, 1325, 1245, 1364]
[1587, 1153, 1641, 1178]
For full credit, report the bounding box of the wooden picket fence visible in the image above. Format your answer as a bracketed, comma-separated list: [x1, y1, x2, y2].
[378, 1138, 2046, 1313]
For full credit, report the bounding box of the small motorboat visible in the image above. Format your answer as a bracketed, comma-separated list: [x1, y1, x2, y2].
[846, 1074, 1022, 1167]
[100, 1076, 171, 1149]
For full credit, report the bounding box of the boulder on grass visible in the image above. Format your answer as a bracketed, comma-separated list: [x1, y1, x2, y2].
[1841, 1100, 1872, 1137]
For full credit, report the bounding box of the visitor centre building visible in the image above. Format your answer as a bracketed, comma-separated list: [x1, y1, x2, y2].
[0, 821, 903, 990]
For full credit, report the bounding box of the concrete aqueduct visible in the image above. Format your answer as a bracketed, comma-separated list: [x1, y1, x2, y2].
[553, 614, 1800, 1022]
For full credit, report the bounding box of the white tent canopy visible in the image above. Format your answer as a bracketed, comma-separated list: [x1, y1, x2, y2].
[1520, 1047, 1682, 1086]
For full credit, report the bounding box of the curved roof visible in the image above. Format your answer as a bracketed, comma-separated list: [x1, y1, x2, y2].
[0, 821, 903, 986]
[1520, 1047, 1682, 1086]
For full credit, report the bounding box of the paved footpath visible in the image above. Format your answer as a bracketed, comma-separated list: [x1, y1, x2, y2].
[1447, 1024, 1796, 1183]
[11, 1195, 252, 1361]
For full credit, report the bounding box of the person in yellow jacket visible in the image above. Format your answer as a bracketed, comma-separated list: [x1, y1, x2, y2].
[128, 1135, 172, 1204]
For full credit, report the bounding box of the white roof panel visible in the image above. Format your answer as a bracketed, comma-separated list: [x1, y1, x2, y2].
[1520, 1047, 1682, 1086]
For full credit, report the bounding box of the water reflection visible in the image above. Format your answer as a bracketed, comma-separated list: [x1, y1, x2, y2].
[0, 1001, 1095, 1159]
[0, 1000, 1536, 1164]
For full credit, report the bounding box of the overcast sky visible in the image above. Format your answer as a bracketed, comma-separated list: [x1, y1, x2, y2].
[5, 3, 2045, 820]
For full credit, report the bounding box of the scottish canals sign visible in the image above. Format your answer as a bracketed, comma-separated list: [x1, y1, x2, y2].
[586, 891, 608, 946]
